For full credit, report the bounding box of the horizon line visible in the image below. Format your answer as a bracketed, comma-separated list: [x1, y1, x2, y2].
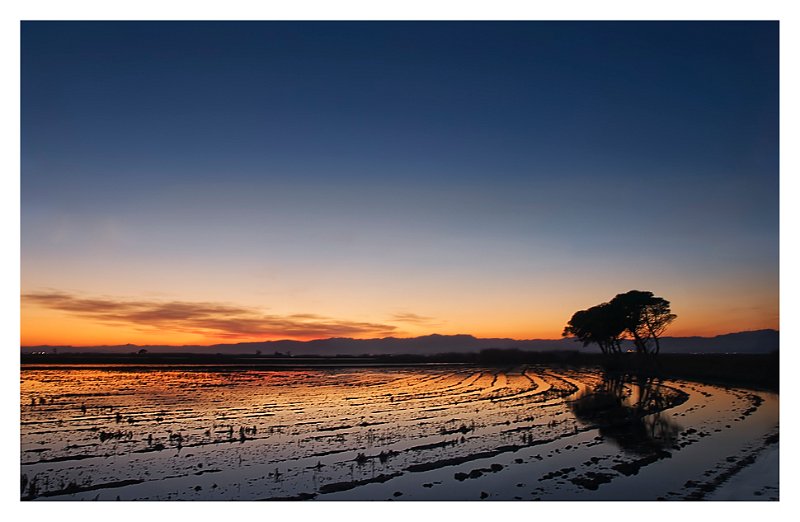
[20, 328, 779, 349]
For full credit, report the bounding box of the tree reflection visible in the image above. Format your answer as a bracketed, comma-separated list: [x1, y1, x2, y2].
[570, 373, 685, 455]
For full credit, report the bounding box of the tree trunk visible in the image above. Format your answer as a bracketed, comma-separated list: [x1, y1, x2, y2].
[644, 318, 661, 355]
[632, 331, 647, 354]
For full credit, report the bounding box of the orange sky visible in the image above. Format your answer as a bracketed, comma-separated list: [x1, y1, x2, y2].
[20, 276, 778, 346]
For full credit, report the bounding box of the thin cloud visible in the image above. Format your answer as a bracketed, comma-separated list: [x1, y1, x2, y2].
[23, 291, 398, 340]
[390, 312, 440, 325]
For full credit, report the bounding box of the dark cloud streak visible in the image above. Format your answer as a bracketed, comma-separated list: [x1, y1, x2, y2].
[23, 291, 399, 340]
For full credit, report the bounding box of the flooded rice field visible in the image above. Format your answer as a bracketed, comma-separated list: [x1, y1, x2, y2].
[20, 365, 779, 501]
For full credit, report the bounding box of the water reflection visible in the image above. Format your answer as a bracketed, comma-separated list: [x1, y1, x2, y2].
[570, 373, 685, 455]
[24, 367, 774, 500]
[20, 367, 585, 500]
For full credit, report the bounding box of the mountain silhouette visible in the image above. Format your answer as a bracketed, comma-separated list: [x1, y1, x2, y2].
[22, 329, 778, 356]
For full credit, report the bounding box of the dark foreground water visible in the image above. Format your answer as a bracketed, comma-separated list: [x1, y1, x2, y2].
[20, 366, 778, 500]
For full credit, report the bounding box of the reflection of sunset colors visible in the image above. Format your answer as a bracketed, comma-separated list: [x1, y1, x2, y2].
[21, 23, 778, 346]
[20, 367, 779, 500]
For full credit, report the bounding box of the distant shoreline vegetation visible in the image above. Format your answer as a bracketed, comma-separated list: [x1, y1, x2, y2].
[20, 329, 778, 356]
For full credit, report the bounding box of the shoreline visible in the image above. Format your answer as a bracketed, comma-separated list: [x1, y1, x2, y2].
[20, 352, 779, 392]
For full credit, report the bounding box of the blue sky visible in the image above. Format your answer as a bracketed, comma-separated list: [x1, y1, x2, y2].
[20, 21, 779, 344]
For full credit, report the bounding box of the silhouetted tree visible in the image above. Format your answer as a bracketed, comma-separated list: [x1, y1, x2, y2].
[563, 302, 625, 356]
[609, 290, 676, 355]
[563, 290, 676, 357]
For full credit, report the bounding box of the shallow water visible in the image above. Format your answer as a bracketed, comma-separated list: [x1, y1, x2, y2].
[19, 366, 778, 500]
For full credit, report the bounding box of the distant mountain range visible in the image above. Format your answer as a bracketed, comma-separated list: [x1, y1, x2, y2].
[22, 329, 779, 356]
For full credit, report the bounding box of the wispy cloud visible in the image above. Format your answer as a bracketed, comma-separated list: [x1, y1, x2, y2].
[23, 291, 399, 340]
[390, 312, 440, 326]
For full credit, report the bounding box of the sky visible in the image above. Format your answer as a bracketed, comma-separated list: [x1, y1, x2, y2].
[20, 21, 779, 346]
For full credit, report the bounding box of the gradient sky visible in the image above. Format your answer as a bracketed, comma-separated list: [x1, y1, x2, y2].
[20, 21, 779, 346]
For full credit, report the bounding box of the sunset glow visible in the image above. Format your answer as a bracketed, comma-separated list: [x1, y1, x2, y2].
[18, 19, 782, 504]
[20, 22, 778, 347]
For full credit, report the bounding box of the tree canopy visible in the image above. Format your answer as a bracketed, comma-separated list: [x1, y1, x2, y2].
[563, 290, 676, 356]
